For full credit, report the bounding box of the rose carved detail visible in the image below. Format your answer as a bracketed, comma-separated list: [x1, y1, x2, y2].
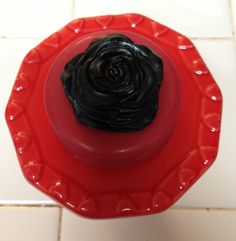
[61, 34, 163, 132]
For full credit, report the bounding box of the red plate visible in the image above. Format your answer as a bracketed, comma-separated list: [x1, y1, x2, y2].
[5, 13, 222, 218]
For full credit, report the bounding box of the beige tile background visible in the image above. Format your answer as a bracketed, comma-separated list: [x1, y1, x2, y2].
[61, 208, 236, 241]
[0, 206, 60, 241]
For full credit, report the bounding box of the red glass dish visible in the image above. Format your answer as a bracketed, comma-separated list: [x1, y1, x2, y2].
[45, 30, 180, 170]
[5, 13, 222, 218]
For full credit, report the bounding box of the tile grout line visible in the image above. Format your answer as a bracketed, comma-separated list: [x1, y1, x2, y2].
[0, 36, 43, 40]
[0, 204, 60, 208]
[0, 200, 56, 205]
[171, 207, 236, 212]
[190, 37, 232, 40]
[1, 203, 236, 212]
[57, 207, 63, 241]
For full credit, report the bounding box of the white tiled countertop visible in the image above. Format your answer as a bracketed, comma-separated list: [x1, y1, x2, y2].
[0, 0, 236, 240]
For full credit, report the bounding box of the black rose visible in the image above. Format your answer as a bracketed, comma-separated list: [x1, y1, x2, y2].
[61, 34, 163, 132]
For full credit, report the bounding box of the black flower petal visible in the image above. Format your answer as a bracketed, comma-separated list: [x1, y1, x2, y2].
[61, 34, 163, 132]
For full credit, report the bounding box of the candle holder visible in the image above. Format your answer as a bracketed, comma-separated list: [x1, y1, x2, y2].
[5, 13, 222, 218]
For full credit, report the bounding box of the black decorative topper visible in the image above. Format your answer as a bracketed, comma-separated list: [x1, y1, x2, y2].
[61, 34, 163, 132]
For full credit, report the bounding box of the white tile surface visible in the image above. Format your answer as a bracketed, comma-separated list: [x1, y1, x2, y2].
[175, 40, 236, 208]
[0, 207, 59, 241]
[0, 38, 53, 203]
[61, 208, 236, 241]
[231, 0, 236, 34]
[0, 0, 73, 38]
[74, 0, 232, 37]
